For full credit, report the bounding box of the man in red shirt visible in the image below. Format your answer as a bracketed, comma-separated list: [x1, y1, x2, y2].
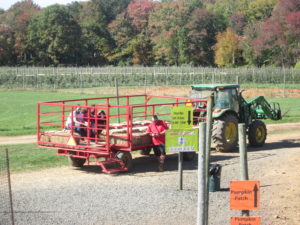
[146, 115, 168, 172]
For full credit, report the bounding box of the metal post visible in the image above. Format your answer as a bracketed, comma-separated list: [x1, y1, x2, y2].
[197, 123, 207, 225]
[178, 152, 183, 190]
[236, 75, 239, 85]
[5, 149, 15, 225]
[283, 66, 286, 98]
[144, 73, 147, 94]
[115, 78, 120, 123]
[238, 123, 250, 216]
[204, 94, 214, 225]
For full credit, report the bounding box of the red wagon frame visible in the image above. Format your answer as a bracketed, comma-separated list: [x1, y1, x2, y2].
[37, 94, 207, 173]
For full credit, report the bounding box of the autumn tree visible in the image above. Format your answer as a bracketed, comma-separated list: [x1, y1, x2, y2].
[109, 0, 154, 65]
[241, 21, 263, 65]
[253, 0, 300, 66]
[214, 28, 243, 67]
[0, 24, 16, 65]
[186, 8, 223, 66]
[148, 1, 190, 65]
[1, 0, 40, 64]
[27, 5, 83, 65]
[246, 0, 278, 22]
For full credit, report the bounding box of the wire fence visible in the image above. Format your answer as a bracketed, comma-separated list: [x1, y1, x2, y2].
[0, 66, 299, 89]
[0, 149, 15, 225]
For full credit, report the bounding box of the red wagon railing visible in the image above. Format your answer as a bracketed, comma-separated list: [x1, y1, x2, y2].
[37, 94, 207, 173]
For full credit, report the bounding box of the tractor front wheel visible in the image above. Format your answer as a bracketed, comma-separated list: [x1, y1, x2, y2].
[212, 113, 238, 152]
[248, 120, 267, 147]
[115, 151, 133, 171]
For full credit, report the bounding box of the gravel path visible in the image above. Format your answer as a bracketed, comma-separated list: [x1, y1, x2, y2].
[9, 129, 300, 225]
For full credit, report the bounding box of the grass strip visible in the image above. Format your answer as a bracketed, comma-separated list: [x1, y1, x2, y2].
[1, 143, 69, 173]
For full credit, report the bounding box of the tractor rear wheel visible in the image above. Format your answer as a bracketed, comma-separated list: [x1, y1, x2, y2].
[68, 153, 86, 167]
[212, 113, 238, 152]
[116, 151, 133, 171]
[248, 120, 267, 147]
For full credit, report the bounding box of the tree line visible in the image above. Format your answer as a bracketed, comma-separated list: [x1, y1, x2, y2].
[0, 0, 299, 67]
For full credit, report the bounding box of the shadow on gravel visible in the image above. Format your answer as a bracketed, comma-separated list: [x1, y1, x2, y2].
[76, 152, 238, 175]
[75, 138, 300, 175]
[248, 139, 300, 152]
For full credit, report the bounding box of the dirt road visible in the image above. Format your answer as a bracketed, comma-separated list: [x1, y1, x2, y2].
[4, 123, 300, 225]
[1, 123, 299, 145]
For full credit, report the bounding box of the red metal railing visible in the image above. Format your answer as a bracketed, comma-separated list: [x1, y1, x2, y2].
[37, 94, 207, 159]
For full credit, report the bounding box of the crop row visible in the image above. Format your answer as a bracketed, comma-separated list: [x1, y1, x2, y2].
[0, 67, 299, 89]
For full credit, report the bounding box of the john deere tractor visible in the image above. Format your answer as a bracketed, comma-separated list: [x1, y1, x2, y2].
[191, 84, 282, 152]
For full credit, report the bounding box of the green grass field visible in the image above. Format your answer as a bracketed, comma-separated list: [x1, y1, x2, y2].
[0, 90, 299, 136]
[0, 90, 109, 135]
[1, 144, 69, 172]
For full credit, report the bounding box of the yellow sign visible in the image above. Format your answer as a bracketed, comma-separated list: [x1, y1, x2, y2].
[171, 107, 193, 129]
[230, 181, 260, 210]
[231, 217, 260, 225]
[166, 129, 198, 152]
[67, 136, 77, 146]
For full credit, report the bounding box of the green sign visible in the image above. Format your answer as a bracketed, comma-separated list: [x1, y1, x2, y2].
[171, 106, 193, 129]
[166, 129, 199, 152]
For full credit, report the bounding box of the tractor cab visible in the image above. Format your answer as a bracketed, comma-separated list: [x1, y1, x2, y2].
[191, 84, 240, 117]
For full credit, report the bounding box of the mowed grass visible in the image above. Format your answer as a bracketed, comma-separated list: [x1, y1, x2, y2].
[1, 144, 69, 173]
[260, 98, 300, 124]
[0, 90, 108, 135]
[0, 90, 299, 136]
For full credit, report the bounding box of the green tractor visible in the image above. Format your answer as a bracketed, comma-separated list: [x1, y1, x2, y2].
[191, 84, 282, 152]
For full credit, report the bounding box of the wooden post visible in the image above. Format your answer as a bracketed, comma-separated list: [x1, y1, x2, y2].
[238, 123, 250, 216]
[204, 94, 214, 225]
[197, 123, 207, 225]
[178, 152, 183, 190]
[5, 148, 15, 225]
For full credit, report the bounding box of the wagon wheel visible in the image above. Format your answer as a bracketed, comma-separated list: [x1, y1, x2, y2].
[115, 151, 133, 171]
[68, 152, 86, 167]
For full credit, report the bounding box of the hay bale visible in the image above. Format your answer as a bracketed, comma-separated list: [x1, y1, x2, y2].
[40, 130, 80, 145]
[110, 133, 152, 146]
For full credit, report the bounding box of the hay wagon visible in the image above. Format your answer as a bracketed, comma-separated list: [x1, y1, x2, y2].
[37, 94, 207, 173]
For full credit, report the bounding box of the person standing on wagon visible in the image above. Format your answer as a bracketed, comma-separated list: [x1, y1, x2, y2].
[146, 115, 168, 172]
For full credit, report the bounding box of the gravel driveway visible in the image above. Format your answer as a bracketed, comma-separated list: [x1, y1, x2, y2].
[8, 129, 300, 225]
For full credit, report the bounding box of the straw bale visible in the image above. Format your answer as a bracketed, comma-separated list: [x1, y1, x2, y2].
[110, 133, 152, 146]
[40, 130, 80, 144]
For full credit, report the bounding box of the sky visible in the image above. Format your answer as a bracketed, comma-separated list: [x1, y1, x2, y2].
[1, 0, 88, 10]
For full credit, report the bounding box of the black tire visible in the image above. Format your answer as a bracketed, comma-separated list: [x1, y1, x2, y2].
[140, 147, 152, 156]
[183, 152, 196, 161]
[68, 155, 86, 167]
[212, 113, 238, 152]
[115, 151, 133, 171]
[248, 120, 267, 147]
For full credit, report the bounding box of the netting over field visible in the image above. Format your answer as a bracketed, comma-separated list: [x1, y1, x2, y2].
[0, 149, 14, 225]
[0, 67, 299, 89]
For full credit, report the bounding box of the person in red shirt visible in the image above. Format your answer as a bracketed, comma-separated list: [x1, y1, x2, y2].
[146, 115, 168, 172]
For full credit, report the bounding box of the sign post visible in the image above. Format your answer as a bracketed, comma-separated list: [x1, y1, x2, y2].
[197, 123, 207, 225]
[230, 181, 260, 210]
[230, 181, 260, 225]
[167, 106, 197, 190]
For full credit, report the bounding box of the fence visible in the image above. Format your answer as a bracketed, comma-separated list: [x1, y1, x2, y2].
[0, 66, 299, 89]
[0, 149, 14, 225]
